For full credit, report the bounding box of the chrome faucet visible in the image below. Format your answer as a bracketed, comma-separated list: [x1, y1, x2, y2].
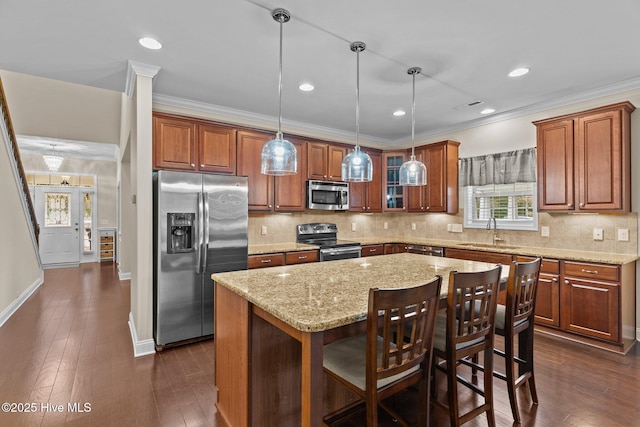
[486, 217, 504, 245]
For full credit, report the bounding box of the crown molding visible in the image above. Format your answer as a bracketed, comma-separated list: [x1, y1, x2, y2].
[410, 76, 640, 143]
[152, 93, 391, 147]
[153, 76, 640, 148]
[125, 60, 161, 98]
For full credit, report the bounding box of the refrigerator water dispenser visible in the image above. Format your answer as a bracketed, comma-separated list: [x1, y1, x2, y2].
[167, 213, 195, 253]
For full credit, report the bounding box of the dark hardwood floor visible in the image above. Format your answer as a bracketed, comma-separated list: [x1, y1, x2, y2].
[0, 263, 638, 426]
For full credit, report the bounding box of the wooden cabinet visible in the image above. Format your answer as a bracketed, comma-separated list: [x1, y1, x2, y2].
[236, 130, 307, 212]
[307, 142, 347, 182]
[248, 253, 286, 269]
[361, 244, 385, 257]
[382, 152, 406, 211]
[153, 113, 236, 174]
[445, 248, 513, 265]
[99, 228, 116, 262]
[384, 243, 408, 255]
[517, 256, 560, 328]
[285, 250, 318, 265]
[407, 140, 460, 214]
[349, 150, 382, 212]
[534, 102, 634, 212]
[561, 261, 621, 342]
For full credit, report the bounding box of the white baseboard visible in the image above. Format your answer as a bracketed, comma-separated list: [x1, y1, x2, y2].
[118, 265, 131, 281]
[128, 312, 156, 357]
[0, 272, 44, 328]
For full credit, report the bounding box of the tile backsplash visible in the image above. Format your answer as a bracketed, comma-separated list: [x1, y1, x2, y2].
[249, 210, 638, 255]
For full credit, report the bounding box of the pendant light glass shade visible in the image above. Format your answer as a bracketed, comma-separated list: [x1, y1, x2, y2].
[399, 67, 427, 186]
[341, 41, 372, 182]
[261, 8, 297, 176]
[43, 144, 64, 172]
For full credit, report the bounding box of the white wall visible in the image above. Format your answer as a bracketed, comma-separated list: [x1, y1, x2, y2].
[0, 97, 42, 326]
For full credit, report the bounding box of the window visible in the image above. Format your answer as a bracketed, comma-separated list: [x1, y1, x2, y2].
[464, 183, 537, 231]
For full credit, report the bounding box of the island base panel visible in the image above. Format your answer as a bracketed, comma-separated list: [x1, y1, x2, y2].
[214, 284, 250, 427]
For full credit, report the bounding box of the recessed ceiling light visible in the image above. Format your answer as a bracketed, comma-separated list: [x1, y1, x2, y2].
[139, 37, 162, 50]
[393, 110, 406, 117]
[298, 83, 314, 92]
[508, 67, 530, 77]
[480, 108, 495, 115]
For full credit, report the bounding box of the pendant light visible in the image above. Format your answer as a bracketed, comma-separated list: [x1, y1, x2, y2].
[43, 144, 64, 172]
[260, 8, 297, 176]
[398, 67, 427, 186]
[341, 41, 373, 182]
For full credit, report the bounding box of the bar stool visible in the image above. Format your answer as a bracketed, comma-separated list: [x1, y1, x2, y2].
[431, 266, 502, 427]
[323, 276, 442, 427]
[493, 258, 542, 423]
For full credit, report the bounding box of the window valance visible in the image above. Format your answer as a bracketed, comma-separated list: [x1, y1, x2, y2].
[459, 147, 536, 187]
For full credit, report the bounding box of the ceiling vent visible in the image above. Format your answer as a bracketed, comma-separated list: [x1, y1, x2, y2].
[454, 100, 485, 110]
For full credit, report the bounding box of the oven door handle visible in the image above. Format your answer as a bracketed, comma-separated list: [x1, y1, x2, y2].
[321, 246, 361, 255]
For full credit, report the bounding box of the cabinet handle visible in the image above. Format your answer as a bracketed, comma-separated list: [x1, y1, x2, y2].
[201, 164, 205, 168]
[565, 279, 570, 285]
[269, 204, 273, 208]
[329, 175, 333, 178]
[362, 207, 366, 211]
[261, 259, 272, 264]
[568, 203, 573, 208]
[580, 203, 585, 208]
[426, 206, 430, 210]
[191, 163, 195, 167]
[552, 277, 558, 282]
[581, 269, 598, 275]
[324, 175, 327, 178]
[369, 248, 377, 252]
[276, 205, 280, 209]
[298, 256, 307, 260]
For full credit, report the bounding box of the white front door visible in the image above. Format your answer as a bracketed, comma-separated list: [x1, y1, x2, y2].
[32, 187, 81, 265]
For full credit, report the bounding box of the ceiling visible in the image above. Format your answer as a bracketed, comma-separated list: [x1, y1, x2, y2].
[3, 0, 640, 154]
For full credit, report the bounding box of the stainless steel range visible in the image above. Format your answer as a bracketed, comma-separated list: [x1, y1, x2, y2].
[296, 223, 361, 261]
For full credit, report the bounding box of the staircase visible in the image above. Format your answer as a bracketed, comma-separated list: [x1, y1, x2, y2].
[0, 77, 40, 245]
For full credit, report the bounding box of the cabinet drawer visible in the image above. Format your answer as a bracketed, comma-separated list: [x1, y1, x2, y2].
[446, 248, 512, 265]
[100, 243, 114, 251]
[285, 250, 318, 265]
[516, 256, 559, 274]
[100, 236, 114, 243]
[362, 244, 384, 257]
[248, 253, 285, 269]
[564, 261, 619, 282]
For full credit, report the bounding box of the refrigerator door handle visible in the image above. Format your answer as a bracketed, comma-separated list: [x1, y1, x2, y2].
[202, 192, 210, 273]
[197, 190, 204, 273]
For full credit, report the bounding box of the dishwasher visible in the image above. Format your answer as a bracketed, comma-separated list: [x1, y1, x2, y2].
[405, 244, 444, 257]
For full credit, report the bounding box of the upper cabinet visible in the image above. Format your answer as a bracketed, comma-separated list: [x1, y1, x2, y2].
[153, 113, 236, 174]
[534, 102, 634, 212]
[236, 130, 307, 212]
[382, 152, 406, 211]
[406, 140, 460, 214]
[349, 149, 382, 212]
[307, 142, 347, 182]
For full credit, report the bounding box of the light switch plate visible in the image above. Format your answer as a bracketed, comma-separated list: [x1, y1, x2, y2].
[593, 228, 604, 241]
[351, 222, 357, 231]
[449, 224, 463, 233]
[383, 222, 388, 230]
[261, 225, 268, 235]
[541, 226, 549, 237]
[617, 228, 629, 242]
[411, 223, 416, 231]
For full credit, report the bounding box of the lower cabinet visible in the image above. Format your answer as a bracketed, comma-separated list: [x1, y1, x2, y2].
[384, 243, 408, 255]
[248, 250, 318, 269]
[361, 244, 385, 257]
[99, 228, 116, 262]
[517, 256, 560, 328]
[561, 261, 621, 343]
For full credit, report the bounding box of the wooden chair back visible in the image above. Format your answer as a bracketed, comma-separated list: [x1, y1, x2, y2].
[446, 266, 502, 350]
[366, 276, 442, 387]
[505, 258, 542, 331]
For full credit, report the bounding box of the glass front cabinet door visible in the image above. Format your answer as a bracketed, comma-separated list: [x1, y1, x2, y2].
[383, 152, 405, 211]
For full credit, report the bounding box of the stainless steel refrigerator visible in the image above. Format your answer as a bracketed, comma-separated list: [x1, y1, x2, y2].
[153, 170, 248, 347]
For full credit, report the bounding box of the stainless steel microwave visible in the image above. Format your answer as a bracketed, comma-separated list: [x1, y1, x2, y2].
[307, 180, 349, 210]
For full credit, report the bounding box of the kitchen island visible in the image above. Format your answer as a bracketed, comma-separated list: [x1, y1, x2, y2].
[212, 253, 509, 427]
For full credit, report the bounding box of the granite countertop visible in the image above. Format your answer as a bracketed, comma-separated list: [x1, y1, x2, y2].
[212, 253, 509, 333]
[354, 236, 639, 265]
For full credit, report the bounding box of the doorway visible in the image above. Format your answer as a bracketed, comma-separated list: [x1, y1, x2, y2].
[30, 183, 97, 267]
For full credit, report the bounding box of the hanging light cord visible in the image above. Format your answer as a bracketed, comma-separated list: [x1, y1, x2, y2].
[411, 70, 416, 158]
[355, 45, 360, 148]
[276, 13, 284, 138]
